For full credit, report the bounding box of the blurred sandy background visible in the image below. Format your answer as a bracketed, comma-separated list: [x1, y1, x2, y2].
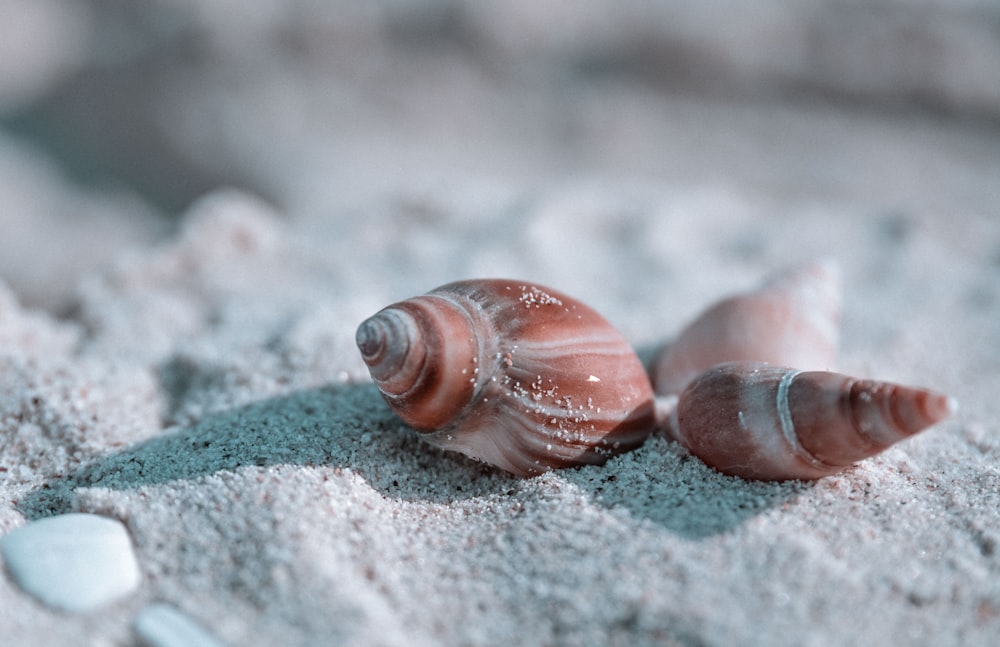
[3, 0, 999, 311]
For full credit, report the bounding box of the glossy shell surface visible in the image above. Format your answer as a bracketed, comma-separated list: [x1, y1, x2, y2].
[652, 262, 841, 396]
[357, 279, 657, 476]
[668, 361, 956, 480]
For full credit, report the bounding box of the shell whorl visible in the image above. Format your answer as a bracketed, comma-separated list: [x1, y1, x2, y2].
[669, 361, 956, 480]
[652, 261, 841, 396]
[357, 280, 657, 476]
[356, 291, 493, 431]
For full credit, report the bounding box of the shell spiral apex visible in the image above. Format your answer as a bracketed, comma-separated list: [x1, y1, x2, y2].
[667, 361, 956, 481]
[356, 279, 657, 476]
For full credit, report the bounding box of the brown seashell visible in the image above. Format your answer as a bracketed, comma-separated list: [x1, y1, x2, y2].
[356, 279, 657, 476]
[652, 261, 841, 396]
[667, 361, 957, 480]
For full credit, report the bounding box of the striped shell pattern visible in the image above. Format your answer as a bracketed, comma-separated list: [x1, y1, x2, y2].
[356, 279, 657, 476]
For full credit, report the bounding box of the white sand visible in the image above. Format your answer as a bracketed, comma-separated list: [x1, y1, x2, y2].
[2, 2, 1000, 645]
[1, 177, 997, 645]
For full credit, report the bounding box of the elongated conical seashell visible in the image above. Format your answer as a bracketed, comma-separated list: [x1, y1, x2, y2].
[652, 261, 841, 396]
[667, 361, 957, 480]
[356, 279, 657, 476]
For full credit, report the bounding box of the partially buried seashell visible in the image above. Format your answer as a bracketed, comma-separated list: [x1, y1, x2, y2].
[356, 279, 657, 476]
[651, 261, 841, 397]
[667, 361, 957, 481]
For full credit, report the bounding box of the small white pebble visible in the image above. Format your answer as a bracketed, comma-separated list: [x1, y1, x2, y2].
[134, 603, 227, 647]
[0, 513, 141, 612]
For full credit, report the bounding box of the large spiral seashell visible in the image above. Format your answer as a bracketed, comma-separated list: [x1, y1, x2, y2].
[356, 279, 657, 476]
[667, 361, 957, 480]
[651, 261, 841, 397]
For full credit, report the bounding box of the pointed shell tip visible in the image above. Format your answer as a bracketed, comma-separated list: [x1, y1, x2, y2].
[922, 390, 958, 425]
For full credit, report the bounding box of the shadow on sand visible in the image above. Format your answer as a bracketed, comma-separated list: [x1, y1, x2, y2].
[18, 383, 802, 539]
[558, 442, 806, 539]
[18, 383, 515, 518]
